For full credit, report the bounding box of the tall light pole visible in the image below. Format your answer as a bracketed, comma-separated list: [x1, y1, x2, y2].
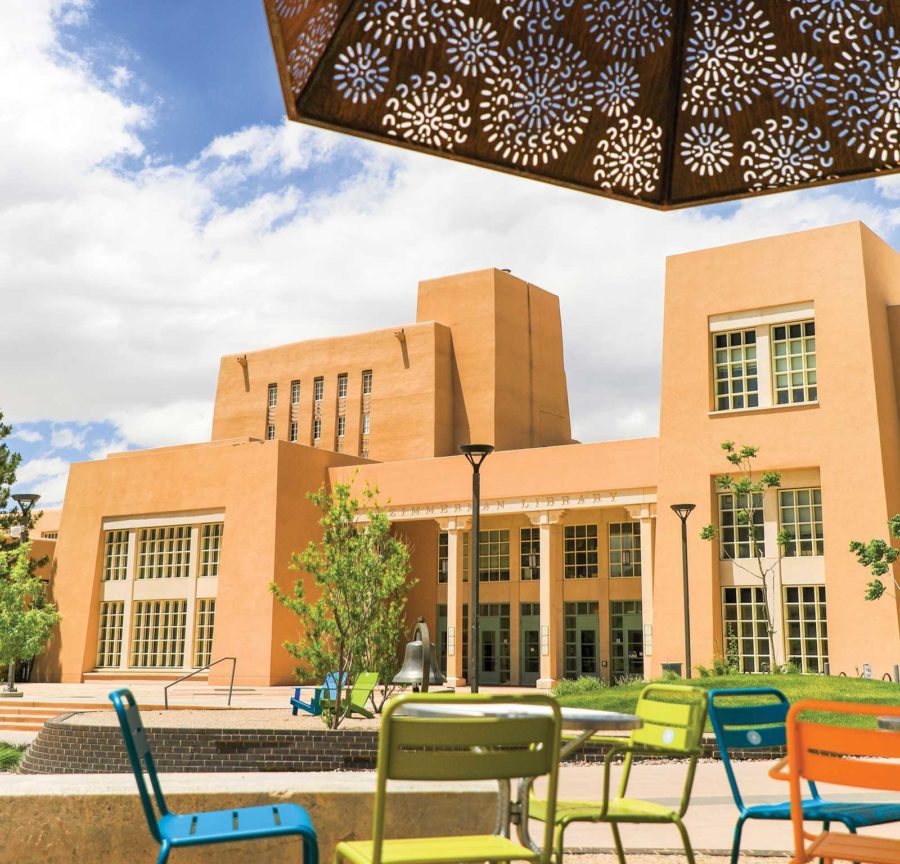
[460, 444, 493, 693]
[671, 504, 695, 679]
[3, 493, 40, 696]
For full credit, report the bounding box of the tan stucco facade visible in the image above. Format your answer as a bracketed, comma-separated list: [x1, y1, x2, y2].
[40, 230, 900, 686]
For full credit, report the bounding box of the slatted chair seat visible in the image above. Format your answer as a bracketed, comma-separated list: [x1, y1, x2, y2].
[110, 688, 318, 864]
[743, 799, 900, 827]
[806, 832, 900, 864]
[530, 796, 676, 824]
[337, 834, 542, 864]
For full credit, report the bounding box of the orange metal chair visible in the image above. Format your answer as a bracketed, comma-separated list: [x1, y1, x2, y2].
[769, 699, 900, 864]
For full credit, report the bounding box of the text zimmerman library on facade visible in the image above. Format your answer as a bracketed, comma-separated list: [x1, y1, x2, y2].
[33, 222, 900, 687]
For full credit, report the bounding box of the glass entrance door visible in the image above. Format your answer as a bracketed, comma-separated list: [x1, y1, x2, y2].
[478, 603, 510, 684]
[564, 601, 600, 679]
[520, 602, 540, 686]
[610, 601, 643, 681]
[437, 604, 447, 675]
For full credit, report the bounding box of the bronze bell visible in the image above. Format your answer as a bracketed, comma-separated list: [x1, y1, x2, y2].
[392, 618, 446, 691]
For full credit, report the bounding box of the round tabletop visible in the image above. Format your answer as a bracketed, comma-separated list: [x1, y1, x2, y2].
[394, 702, 642, 731]
[878, 716, 900, 731]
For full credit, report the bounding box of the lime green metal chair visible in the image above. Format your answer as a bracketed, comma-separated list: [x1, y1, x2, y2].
[529, 683, 708, 864]
[321, 671, 379, 720]
[334, 692, 562, 864]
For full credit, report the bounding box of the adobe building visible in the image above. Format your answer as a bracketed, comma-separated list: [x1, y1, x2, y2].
[43, 223, 900, 686]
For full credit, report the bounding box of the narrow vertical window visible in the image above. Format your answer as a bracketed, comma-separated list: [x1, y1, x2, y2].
[771, 320, 816, 405]
[712, 329, 758, 411]
[438, 532, 448, 583]
[722, 586, 769, 672]
[337, 415, 346, 438]
[609, 522, 641, 577]
[267, 383, 277, 408]
[313, 377, 324, 401]
[564, 525, 599, 579]
[520, 527, 540, 580]
[103, 530, 129, 581]
[337, 373, 348, 398]
[199, 524, 223, 578]
[265, 424, 275, 440]
[289, 421, 298, 442]
[97, 601, 124, 667]
[362, 369, 373, 395]
[313, 417, 322, 441]
[783, 586, 828, 673]
[290, 380, 300, 404]
[362, 412, 371, 434]
[194, 599, 216, 668]
[780, 488, 824, 556]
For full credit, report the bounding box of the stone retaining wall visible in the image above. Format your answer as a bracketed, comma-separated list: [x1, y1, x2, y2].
[19, 714, 785, 774]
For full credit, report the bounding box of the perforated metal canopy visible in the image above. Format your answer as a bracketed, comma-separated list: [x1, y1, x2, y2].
[264, 1, 900, 209]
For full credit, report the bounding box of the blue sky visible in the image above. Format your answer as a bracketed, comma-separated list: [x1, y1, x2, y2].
[4, 0, 900, 508]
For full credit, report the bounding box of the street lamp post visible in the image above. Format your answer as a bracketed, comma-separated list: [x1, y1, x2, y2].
[670, 503, 696, 679]
[3, 493, 40, 696]
[460, 444, 494, 693]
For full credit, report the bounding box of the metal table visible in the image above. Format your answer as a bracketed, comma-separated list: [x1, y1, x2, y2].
[394, 702, 642, 849]
[878, 716, 900, 731]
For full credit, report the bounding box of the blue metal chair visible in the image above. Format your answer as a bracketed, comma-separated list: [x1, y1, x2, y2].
[708, 687, 900, 864]
[291, 671, 347, 716]
[110, 689, 318, 864]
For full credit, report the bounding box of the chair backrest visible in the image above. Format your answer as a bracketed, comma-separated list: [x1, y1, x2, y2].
[109, 688, 169, 842]
[371, 693, 562, 864]
[350, 672, 379, 704]
[786, 699, 900, 862]
[708, 687, 789, 811]
[630, 683, 708, 752]
[324, 671, 347, 697]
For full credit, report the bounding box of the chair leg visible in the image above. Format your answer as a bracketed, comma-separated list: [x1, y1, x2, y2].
[674, 818, 696, 864]
[157, 842, 171, 864]
[553, 822, 566, 864]
[731, 815, 746, 864]
[610, 822, 626, 864]
[302, 833, 318, 864]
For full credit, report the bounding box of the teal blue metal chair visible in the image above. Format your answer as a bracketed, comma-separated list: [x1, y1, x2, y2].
[708, 687, 900, 864]
[291, 671, 347, 716]
[110, 689, 318, 864]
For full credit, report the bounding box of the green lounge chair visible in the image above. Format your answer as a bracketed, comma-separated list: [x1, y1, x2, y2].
[335, 692, 562, 864]
[529, 682, 708, 864]
[322, 671, 379, 719]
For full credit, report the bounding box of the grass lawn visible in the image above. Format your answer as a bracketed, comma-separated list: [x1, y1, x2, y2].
[554, 674, 899, 729]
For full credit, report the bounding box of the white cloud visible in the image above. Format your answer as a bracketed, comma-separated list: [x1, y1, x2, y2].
[12, 427, 43, 443]
[1, 0, 896, 473]
[16, 456, 69, 484]
[50, 424, 87, 450]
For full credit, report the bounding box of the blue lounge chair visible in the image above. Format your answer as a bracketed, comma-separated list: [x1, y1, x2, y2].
[708, 687, 900, 864]
[291, 671, 347, 716]
[110, 688, 318, 864]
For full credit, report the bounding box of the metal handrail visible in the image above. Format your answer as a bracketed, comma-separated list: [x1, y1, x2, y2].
[164, 657, 236, 710]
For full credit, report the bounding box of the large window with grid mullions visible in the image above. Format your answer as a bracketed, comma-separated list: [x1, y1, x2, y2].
[520, 527, 540, 580]
[462, 530, 510, 581]
[564, 524, 599, 579]
[103, 530, 129, 581]
[137, 526, 191, 579]
[779, 488, 823, 557]
[771, 320, 816, 405]
[130, 599, 187, 668]
[437, 532, 448, 583]
[722, 586, 770, 672]
[199, 523, 223, 577]
[784, 586, 828, 673]
[713, 329, 758, 411]
[193, 599, 216, 668]
[718, 493, 765, 559]
[97, 601, 124, 667]
[609, 522, 641, 577]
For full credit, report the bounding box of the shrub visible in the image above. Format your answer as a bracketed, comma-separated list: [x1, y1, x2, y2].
[552, 676, 608, 697]
[0, 742, 25, 772]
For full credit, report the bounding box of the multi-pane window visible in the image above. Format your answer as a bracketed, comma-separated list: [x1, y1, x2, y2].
[609, 522, 641, 577]
[462, 530, 510, 581]
[784, 586, 828, 673]
[718, 493, 765, 559]
[194, 599, 216, 668]
[313, 417, 322, 441]
[362, 369, 373, 395]
[103, 529, 129, 581]
[438, 531, 448, 583]
[289, 421, 298, 442]
[564, 601, 599, 678]
[362, 412, 371, 434]
[97, 601, 124, 667]
[779, 488, 824, 556]
[772, 320, 816, 405]
[199, 523, 223, 578]
[130, 599, 187, 667]
[520, 527, 540, 580]
[313, 377, 324, 401]
[267, 383, 277, 408]
[479, 603, 511, 683]
[722, 586, 770, 672]
[713, 329, 758, 411]
[564, 524, 599, 579]
[137, 526, 191, 579]
[337, 373, 348, 398]
[290, 380, 300, 404]
[265, 424, 275, 440]
[337, 415, 346, 438]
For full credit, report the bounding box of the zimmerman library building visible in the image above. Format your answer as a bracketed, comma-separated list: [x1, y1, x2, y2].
[38, 222, 900, 687]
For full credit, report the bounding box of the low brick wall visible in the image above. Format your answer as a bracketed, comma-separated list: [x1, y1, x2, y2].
[19, 714, 785, 774]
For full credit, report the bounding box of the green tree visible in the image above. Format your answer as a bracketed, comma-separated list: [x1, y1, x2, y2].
[0, 542, 61, 692]
[849, 514, 900, 601]
[700, 442, 792, 672]
[271, 481, 413, 728]
[0, 412, 23, 542]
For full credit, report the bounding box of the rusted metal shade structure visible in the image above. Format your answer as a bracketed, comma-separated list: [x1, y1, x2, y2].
[264, 1, 900, 209]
